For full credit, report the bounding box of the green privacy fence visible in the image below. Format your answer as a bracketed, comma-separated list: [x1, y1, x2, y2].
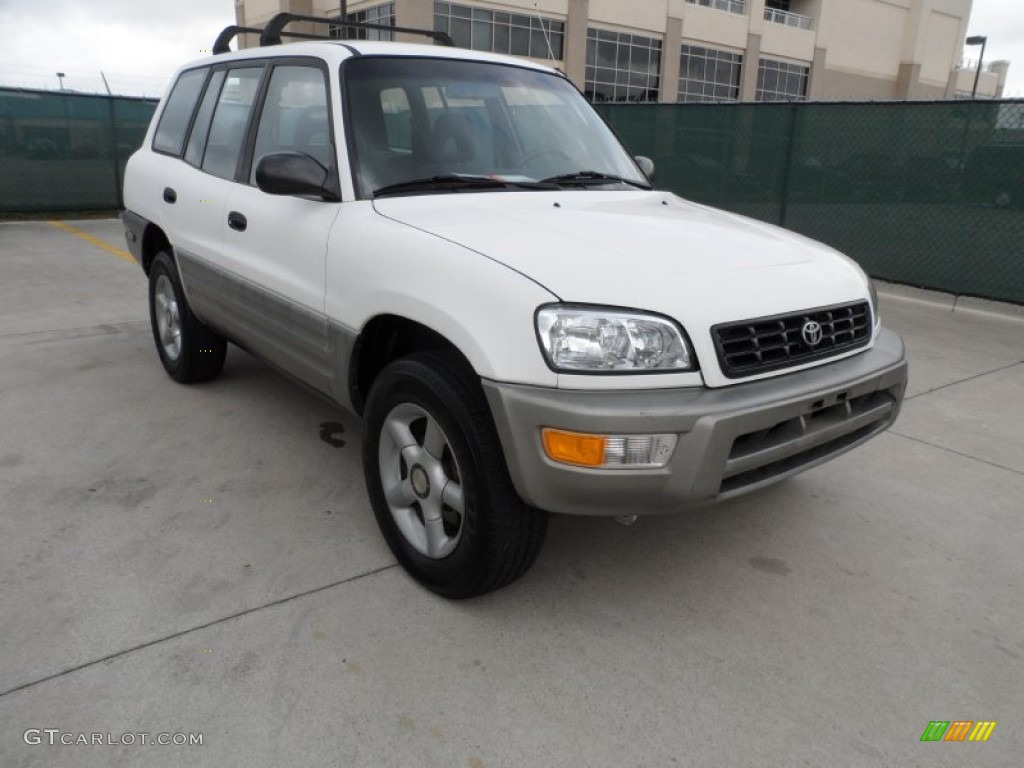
[0, 88, 158, 212]
[599, 100, 1024, 305]
[3, 89, 1022, 304]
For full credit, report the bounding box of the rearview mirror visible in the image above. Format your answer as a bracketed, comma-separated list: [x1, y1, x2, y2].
[635, 155, 655, 182]
[255, 151, 340, 201]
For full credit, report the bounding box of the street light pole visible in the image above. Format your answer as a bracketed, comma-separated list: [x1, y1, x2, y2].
[56, 72, 65, 91]
[966, 35, 987, 99]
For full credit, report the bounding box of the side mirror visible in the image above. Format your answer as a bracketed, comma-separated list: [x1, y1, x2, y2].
[255, 151, 340, 201]
[635, 155, 655, 182]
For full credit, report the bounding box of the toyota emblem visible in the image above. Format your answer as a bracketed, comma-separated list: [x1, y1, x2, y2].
[802, 320, 824, 347]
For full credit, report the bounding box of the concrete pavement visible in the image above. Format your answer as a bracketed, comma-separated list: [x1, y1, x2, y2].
[0, 220, 1021, 767]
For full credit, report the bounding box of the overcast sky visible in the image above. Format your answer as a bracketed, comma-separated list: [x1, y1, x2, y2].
[0, 0, 1021, 97]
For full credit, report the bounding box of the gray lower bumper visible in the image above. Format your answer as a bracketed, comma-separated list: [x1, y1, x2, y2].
[483, 329, 908, 516]
[120, 209, 148, 270]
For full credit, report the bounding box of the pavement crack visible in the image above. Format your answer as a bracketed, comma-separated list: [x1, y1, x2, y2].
[905, 360, 1023, 401]
[0, 320, 148, 342]
[888, 431, 1024, 477]
[0, 563, 399, 700]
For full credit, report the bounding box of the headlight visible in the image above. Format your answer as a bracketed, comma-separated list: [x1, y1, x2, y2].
[536, 305, 694, 372]
[868, 280, 880, 328]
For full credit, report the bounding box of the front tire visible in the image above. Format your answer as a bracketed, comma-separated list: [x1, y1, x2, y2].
[363, 350, 548, 598]
[148, 251, 226, 383]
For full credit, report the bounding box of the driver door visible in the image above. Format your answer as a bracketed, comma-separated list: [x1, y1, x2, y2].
[219, 61, 341, 394]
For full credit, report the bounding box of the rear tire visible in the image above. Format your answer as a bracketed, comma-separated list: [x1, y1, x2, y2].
[148, 251, 227, 383]
[362, 350, 548, 598]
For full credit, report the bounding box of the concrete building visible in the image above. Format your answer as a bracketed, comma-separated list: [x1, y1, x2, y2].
[234, 0, 1010, 101]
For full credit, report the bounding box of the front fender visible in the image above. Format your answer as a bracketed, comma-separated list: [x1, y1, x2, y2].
[326, 203, 558, 387]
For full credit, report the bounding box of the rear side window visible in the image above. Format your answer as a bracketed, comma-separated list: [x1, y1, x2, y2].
[202, 67, 264, 180]
[153, 69, 208, 155]
[185, 70, 227, 167]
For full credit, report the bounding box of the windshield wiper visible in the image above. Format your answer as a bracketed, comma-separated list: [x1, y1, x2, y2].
[539, 171, 651, 190]
[373, 174, 554, 198]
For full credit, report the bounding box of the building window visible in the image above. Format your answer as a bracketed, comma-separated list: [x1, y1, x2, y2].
[678, 45, 742, 103]
[331, 3, 395, 41]
[756, 58, 809, 101]
[585, 29, 662, 103]
[434, 2, 564, 60]
[684, 0, 747, 16]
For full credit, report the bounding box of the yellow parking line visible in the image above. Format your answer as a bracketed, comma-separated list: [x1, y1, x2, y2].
[48, 220, 137, 265]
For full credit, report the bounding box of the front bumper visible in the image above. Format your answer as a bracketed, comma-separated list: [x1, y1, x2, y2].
[483, 328, 907, 516]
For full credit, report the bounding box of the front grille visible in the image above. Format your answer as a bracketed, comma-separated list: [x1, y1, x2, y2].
[712, 301, 872, 378]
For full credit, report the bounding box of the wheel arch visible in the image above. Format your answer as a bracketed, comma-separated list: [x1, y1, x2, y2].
[349, 314, 474, 416]
[140, 223, 173, 275]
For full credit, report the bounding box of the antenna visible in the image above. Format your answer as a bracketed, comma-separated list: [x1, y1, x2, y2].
[534, 4, 557, 61]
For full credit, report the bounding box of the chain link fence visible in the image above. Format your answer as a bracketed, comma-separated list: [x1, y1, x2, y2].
[599, 100, 1024, 305]
[0, 88, 157, 212]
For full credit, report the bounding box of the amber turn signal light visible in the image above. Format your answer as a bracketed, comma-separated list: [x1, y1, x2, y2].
[541, 428, 679, 469]
[541, 428, 607, 468]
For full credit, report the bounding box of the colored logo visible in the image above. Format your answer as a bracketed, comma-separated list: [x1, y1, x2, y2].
[920, 721, 997, 742]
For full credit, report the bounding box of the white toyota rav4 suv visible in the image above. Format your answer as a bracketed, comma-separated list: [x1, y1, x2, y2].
[122, 15, 907, 597]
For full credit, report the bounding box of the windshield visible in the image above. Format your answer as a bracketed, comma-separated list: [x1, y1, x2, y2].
[343, 57, 649, 198]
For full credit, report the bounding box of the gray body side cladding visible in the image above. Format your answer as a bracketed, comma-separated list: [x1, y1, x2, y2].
[120, 209, 148, 267]
[175, 249, 358, 412]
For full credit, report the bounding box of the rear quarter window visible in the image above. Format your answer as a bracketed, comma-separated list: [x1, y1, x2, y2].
[153, 68, 208, 156]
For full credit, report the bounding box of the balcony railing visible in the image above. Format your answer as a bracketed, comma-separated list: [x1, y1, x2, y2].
[957, 58, 1000, 73]
[764, 7, 814, 31]
[685, 0, 747, 17]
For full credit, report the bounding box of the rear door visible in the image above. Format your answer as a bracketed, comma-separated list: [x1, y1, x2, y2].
[147, 66, 224, 267]
[168, 62, 266, 314]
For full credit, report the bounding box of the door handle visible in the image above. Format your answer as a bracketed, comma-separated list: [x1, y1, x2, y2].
[163, 187, 177, 204]
[227, 211, 247, 232]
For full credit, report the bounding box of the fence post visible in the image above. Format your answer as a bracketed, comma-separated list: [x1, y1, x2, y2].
[106, 95, 124, 210]
[778, 102, 800, 228]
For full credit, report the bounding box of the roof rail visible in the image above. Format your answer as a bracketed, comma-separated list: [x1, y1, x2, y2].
[259, 12, 454, 48]
[213, 26, 264, 55]
[213, 25, 345, 55]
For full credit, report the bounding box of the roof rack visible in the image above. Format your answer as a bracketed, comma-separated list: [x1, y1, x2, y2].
[213, 26, 263, 55]
[261, 13, 454, 47]
[212, 24, 341, 55]
[213, 14, 453, 54]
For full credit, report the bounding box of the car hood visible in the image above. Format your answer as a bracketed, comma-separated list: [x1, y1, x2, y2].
[373, 190, 872, 386]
